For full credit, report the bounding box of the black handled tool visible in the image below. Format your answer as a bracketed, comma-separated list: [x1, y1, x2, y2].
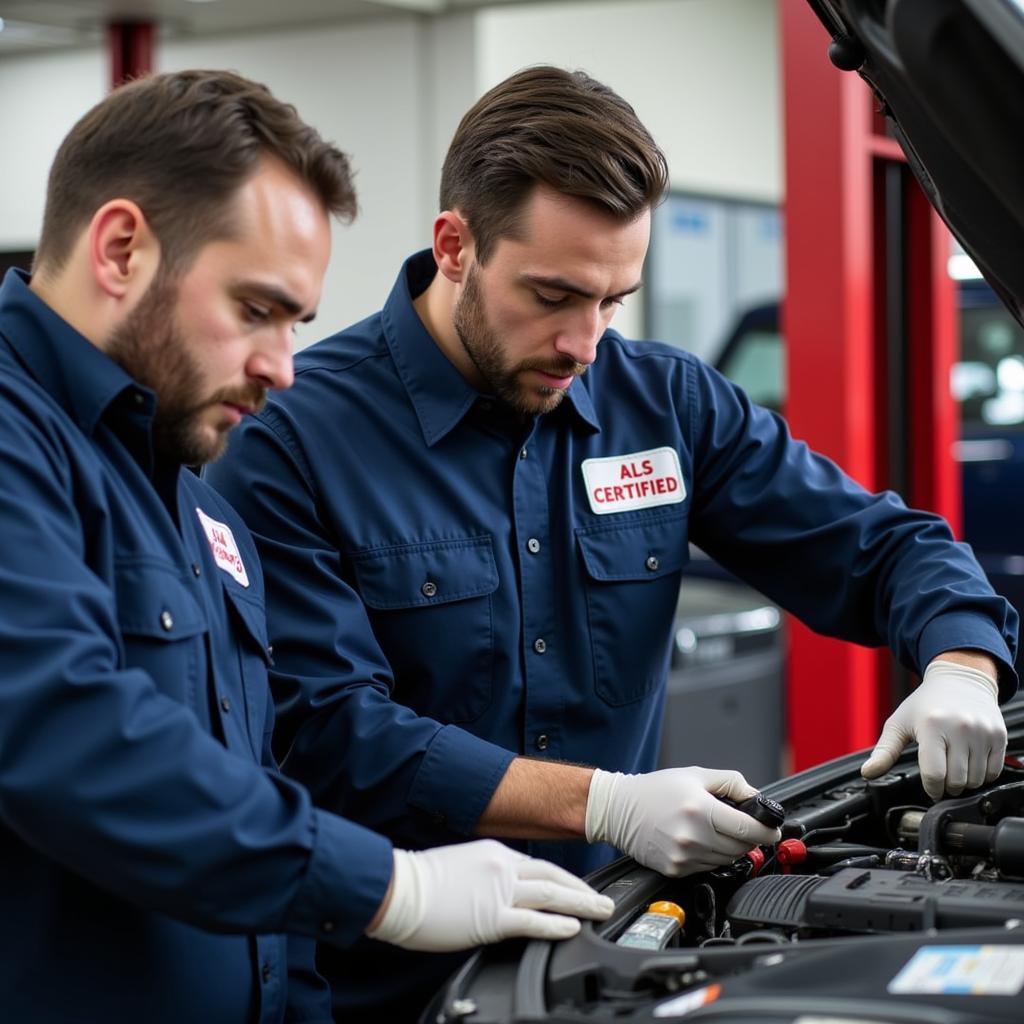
[724, 792, 785, 829]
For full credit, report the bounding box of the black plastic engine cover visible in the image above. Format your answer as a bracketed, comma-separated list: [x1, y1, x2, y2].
[808, 868, 1024, 932]
[726, 873, 827, 933]
[728, 868, 1024, 936]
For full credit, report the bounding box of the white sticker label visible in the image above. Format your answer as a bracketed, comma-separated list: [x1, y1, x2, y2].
[581, 446, 686, 515]
[195, 507, 249, 588]
[888, 945, 1024, 995]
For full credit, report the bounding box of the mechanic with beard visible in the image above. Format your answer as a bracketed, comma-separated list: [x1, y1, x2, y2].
[205, 67, 1019, 1022]
[0, 69, 617, 1024]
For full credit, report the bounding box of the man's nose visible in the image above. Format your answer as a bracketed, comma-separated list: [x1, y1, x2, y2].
[553, 307, 603, 367]
[248, 328, 295, 392]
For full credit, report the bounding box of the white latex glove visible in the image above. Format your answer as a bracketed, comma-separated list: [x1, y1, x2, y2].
[585, 766, 782, 877]
[861, 659, 1006, 801]
[366, 839, 614, 952]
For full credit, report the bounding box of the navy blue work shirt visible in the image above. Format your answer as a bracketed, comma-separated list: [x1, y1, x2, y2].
[207, 251, 1019, 1021]
[0, 269, 393, 1024]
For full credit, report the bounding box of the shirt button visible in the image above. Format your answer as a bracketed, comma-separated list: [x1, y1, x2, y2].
[159, 610, 174, 632]
[527, 538, 541, 554]
[519, 447, 528, 460]
[132, 390, 145, 406]
[421, 581, 438, 598]
[261, 963, 272, 983]
[266, 645, 274, 659]
[645, 555, 660, 571]
[533, 638, 547, 654]
[191, 563, 201, 578]
[480, 400, 493, 412]
[321, 920, 336, 934]
[220, 696, 231, 712]
[535, 733, 549, 751]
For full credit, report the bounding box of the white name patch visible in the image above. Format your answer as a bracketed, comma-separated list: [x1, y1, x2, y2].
[196, 507, 249, 587]
[581, 446, 686, 515]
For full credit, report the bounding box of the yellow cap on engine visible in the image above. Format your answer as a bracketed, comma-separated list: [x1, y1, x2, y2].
[647, 900, 686, 926]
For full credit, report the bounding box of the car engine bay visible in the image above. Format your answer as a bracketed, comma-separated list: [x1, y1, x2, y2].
[432, 742, 1024, 1023]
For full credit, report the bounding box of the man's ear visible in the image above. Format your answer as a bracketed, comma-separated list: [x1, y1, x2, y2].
[432, 210, 474, 284]
[87, 199, 161, 301]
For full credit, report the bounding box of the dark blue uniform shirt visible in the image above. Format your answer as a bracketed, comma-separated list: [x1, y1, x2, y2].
[0, 269, 393, 1024]
[207, 251, 1019, 1021]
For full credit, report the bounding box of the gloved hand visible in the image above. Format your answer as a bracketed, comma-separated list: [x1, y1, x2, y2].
[366, 839, 614, 952]
[861, 659, 1006, 801]
[585, 766, 782, 876]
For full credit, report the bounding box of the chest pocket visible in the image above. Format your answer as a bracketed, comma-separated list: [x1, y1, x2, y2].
[350, 535, 498, 723]
[113, 559, 207, 712]
[221, 585, 274, 759]
[576, 512, 688, 707]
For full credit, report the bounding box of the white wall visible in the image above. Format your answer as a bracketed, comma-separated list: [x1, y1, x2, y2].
[0, 47, 107, 250]
[478, 0, 781, 200]
[159, 18, 430, 344]
[477, 0, 782, 341]
[0, 0, 781, 345]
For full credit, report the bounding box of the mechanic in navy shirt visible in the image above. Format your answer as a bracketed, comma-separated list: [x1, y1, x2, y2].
[206, 67, 1019, 1021]
[0, 69, 614, 1024]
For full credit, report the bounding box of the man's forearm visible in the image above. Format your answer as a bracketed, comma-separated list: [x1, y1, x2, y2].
[474, 757, 595, 839]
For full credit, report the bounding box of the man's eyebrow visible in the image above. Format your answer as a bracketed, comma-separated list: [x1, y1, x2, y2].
[520, 274, 643, 301]
[235, 282, 317, 323]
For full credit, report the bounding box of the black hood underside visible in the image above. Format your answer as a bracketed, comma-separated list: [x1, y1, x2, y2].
[808, 0, 1024, 326]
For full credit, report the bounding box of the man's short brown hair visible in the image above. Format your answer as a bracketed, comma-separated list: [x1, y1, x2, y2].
[440, 66, 668, 263]
[35, 69, 356, 276]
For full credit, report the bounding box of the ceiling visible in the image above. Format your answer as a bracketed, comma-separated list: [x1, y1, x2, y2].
[0, 0, 546, 55]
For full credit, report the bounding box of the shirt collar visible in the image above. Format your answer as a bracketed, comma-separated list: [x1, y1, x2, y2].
[565, 370, 601, 433]
[381, 250, 601, 446]
[0, 268, 150, 436]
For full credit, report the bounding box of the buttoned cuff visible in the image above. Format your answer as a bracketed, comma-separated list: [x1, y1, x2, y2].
[287, 807, 393, 947]
[407, 724, 516, 834]
[917, 611, 1019, 703]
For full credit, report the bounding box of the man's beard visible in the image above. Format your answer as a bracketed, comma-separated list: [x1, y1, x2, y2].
[105, 272, 265, 466]
[452, 265, 585, 416]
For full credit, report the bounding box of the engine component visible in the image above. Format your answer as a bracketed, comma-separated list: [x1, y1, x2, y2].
[725, 874, 825, 933]
[942, 817, 1024, 877]
[776, 839, 808, 871]
[727, 867, 1024, 936]
[616, 901, 686, 950]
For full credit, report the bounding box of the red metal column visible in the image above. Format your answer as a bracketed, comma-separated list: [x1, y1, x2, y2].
[781, 0, 880, 770]
[779, 0, 958, 770]
[906, 193, 960, 532]
[108, 22, 155, 89]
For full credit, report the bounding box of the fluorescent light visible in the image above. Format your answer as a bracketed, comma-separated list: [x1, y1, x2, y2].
[0, 18, 99, 47]
[948, 252, 984, 280]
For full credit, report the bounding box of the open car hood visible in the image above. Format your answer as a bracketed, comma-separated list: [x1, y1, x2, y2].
[806, 0, 1024, 327]
[426, 701, 1024, 1023]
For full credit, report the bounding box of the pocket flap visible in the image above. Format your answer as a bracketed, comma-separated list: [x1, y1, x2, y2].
[576, 514, 688, 582]
[114, 560, 207, 639]
[222, 585, 272, 661]
[351, 535, 498, 611]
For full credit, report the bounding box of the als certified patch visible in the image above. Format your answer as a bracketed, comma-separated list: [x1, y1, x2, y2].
[195, 507, 249, 587]
[581, 446, 686, 515]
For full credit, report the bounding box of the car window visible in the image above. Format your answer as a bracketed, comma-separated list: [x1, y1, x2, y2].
[717, 328, 784, 413]
[716, 292, 1024, 429]
[955, 303, 1024, 429]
